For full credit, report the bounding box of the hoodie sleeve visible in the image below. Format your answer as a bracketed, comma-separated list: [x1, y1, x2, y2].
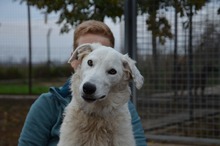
[18, 93, 58, 146]
[128, 101, 147, 146]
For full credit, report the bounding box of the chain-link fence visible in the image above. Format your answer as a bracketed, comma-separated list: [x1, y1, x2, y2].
[136, 0, 220, 145]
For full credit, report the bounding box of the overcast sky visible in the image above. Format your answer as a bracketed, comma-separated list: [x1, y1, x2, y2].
[0, 0, 121, 63]
[0, 0, 219, 63]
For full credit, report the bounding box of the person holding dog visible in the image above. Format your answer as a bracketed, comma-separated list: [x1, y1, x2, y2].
[18, 20, 147, 146]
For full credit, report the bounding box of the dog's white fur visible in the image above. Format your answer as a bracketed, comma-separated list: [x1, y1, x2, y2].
[58, 43, 144, 146]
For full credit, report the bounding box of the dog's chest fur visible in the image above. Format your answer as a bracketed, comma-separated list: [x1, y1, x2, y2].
[60, 100, 134, 146]
[63, 106, 115, 146]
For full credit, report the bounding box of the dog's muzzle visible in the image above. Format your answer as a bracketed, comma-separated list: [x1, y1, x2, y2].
[82, 82, 105, 102]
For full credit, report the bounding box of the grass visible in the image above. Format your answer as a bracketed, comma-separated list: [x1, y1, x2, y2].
[0, 84, 49, 95]
[0, 79, 65, 95]
[0, 98, 35, 146]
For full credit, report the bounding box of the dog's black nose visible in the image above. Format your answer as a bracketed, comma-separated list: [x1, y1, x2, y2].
[83, 82, 96, 94]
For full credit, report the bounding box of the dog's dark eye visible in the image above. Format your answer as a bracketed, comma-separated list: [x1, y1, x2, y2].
[87, 60, 93, 66]
[108, 69, 117, 75]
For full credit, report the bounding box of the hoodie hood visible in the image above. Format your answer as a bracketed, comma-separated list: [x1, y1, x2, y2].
[49, 79, 72, 107]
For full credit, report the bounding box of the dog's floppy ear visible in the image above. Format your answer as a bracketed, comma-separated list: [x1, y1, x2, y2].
[122, 54, 144, 89]
[68, 43, 94, 64]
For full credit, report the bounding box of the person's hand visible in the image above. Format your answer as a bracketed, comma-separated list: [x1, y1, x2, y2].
[70, 60, 81, 70]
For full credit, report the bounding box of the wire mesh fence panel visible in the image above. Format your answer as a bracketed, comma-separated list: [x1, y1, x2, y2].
[136, 0, 220, 145]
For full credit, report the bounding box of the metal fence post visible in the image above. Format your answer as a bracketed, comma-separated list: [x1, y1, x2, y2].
[124, 0, 137, 107]
[27, 2, 32, 94]
[188, 2, 194, 120]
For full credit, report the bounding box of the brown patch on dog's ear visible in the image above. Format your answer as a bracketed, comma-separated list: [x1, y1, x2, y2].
[122, 54, 144, 89]
[68, 43, 102, 64]
[123, 61, 132, 81]
[68, 44, 93, 63]
[77, 48, 92, 61]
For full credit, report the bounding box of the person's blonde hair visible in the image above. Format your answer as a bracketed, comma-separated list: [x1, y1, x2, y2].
[73, 20, 115, 49]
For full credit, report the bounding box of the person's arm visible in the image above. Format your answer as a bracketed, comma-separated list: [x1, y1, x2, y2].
[18, 93, 57, 146]
[128, 101, 147, 146]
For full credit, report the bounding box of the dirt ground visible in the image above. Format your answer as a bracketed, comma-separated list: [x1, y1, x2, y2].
[0, 96, 196, 146]
[0, 97, 35, 146]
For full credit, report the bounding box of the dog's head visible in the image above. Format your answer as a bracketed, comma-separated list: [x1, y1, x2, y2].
[68, 43, 144, 110]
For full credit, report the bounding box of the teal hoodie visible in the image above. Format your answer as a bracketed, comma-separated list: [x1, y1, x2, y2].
[18, 80, 147, 146]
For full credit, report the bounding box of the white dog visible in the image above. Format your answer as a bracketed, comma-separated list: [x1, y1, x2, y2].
[58, 43, 144, 146]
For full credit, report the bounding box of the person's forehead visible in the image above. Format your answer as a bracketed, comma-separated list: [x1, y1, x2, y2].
[77, 34, 112, 47]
